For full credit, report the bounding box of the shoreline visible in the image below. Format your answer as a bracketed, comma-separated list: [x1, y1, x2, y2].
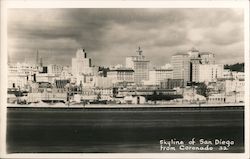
[7, 103, 244, 109]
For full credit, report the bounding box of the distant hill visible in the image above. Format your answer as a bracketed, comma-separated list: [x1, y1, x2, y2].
[224, 63, 244, 72]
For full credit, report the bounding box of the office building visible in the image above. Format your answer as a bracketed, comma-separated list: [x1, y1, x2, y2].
[198, 64, 223, 83]
[72, 48, 93, 76]
[171, 53, 190, 85]
[47, 64, 63, 76]
[125, 47, 150, 84]
[148, 68, 173, 85]
[200, 52, 215, 64]
[107, 68, 134, 83]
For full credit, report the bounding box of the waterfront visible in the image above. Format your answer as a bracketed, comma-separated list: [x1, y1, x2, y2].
[7, 106, 244, 153]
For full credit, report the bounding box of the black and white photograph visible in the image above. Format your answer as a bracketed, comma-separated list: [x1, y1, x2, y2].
[0, 0, 249, 158]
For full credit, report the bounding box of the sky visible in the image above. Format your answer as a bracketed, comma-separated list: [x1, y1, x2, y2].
[8, 8, 244, 67]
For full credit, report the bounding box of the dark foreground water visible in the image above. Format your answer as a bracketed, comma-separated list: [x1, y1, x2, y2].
[7, 106, 244, 153]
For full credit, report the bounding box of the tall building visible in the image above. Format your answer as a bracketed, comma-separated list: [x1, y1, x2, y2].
[72, 48, 93, 76]
[190, 58, 201, 83]
[200, 52, 215, 64]
[188, 47, 199, 59]
[125, 47, 150, 84]
[171, 53, 190, 85]
[198, 64, 223, 83]
[188, 48, 202, 83]
[187, 48, 216, 83]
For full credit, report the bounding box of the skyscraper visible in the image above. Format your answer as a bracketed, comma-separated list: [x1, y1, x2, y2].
[72, 48, 92, 76]
[188, 48, 202, 83]
[125, 47, 149, 84]
[171, 53, 190, 85]
[200, 52, 215, 64]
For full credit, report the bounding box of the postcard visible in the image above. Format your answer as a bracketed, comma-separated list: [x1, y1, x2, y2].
[0, 0, 249, 159]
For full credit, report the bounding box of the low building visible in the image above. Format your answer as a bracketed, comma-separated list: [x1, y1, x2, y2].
[36, 73, 57, 83]
[8, 73, 29, 90]
[117, 88, 177, 97]
[208, 93, 225, 104]
[8, 62, 38, 76]
[198, 64, 223, 83]
[53, 79, 70, 93]
[27, 92, 67, 103]
[107, 68, 134, 83]
[47, 64, 63, 76]
[148, 68, 173, 85]
[75, 74, 95, 87]
[222, 70, 244, 80]
[182, 87, 206, 103]
[94, 76, 113, 88]
[160, 79, 184, 89]
[124, 95, 146, 104]
[94, 88, 113, 97]
[225, 79, 244, 95]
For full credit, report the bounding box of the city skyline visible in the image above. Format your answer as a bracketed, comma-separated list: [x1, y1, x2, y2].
[8, 8, 244, 66]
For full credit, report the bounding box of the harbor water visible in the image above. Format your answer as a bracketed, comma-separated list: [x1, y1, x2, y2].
[7, 106, 244, 153]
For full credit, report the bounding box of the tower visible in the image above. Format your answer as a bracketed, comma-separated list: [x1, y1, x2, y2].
[125, 46, 149, 84]
[72, 48, 93, 76]
[137, 46, 143, 56]
[36, 49, 39, 66]
[171, 53, 191, 86]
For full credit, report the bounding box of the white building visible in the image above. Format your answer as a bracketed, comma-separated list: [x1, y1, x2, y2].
[72, 48, 93, 76]
[94, 76, 113, 88]
[232, 71, 244, 80]
[198, 64, 223, 83]
[8, 74, 29, 89]
[225, 79, 244, 95]
[224, 79, 244, 103]
[187, 47, 200, 59]
[171, 53, 190, 85]
[47, 64, 63, 76]
[59, 66, 72, 80]
[208, 93, 225, 104]
[200, 52, 215, 64]
[36, 73, 57, 83]
[124, 95, 146, 104]
[148, 68, 173, 85]
[223, 70, 244, 80]
[94, 88, 113, 97]
[8, 63, 39, 89]
[223, 69, 233, 79]
[75, 74, 95, 87]
[8, 62, 38, 76]
[107, 68, 134, 83]
[125, 47, 149, 84]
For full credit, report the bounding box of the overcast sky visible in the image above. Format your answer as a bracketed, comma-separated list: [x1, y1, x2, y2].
[8, 8, 244, 67]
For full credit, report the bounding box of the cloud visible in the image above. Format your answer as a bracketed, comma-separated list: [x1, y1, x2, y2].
[8, 8, 244, 66]
[205, 21, 243, 45]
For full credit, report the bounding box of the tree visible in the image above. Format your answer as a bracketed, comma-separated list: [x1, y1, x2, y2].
[196, 82, 209, 98]
[97, 92, 101, 101]
[224, 63, 244, 72]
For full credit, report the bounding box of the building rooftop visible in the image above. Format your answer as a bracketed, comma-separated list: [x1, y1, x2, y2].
[173, 52, 189, 56]
[151, 68, 173, 71]
[109, 68, 134, 72]
[199, 52, 214, 55]
[188, 47, 199, 52]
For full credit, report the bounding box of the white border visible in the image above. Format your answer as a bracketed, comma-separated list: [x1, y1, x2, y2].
[1, 0, 249, 159]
